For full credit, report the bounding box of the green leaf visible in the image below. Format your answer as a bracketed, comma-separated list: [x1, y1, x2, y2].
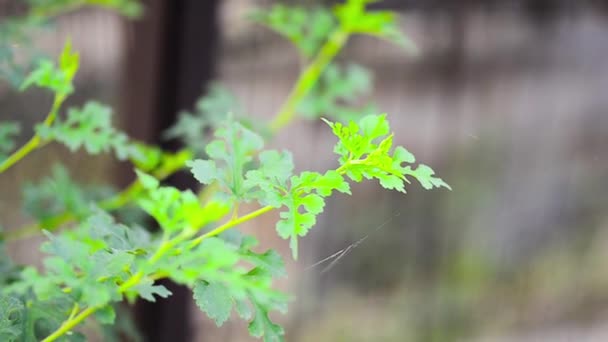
[36, 101, 137, 160]
[359, 113, 390, 140]
[134, 280, 172, 303]
[153, 233, 289, 340]
[164, 84, 243, 156]
[193, 281, 232, 327]
[187, 121, 264, 201]
[82, 209, 152, 252]
[242, 250, 286, 279]
[234, 299, 252, 321]
[22, 164, 113, 226]
[20, 39, 79, 96]
[243, 150, 294, 206]
[248, 302, 285, 342]
[189, 159, 219, 185]
[252, 5, 336, 58]
[136, 181, 230, 233]
[405, 164, 452, 191]
[333, 0, 417, 54]
[276, 192, 321, 260]
[22, 297, 78, 341]
[4, 210, 151, 315]
[324, 114, 449, 193]
[292, 170, 351, 196]
[0, 295, 24, 341]
[271, 170, 350, 259]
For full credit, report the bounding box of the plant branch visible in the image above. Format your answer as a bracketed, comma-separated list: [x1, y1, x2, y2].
[40, 159, 350, 341]
[268, 28, 350, 132]
[190, 205, 275, 248]
[41, 306, 98, 342]
[38, 14, 353, 342]
[0, 95, 64, 174]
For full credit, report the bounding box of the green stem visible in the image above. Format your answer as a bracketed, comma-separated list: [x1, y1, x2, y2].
[41, 306, 98, 342]
[190, 205, 274, 248]
[43, 236, 179, 341]
[269, 28, 349, 132]
[0, 95, 64, 174]
[67, 303, 79, 321]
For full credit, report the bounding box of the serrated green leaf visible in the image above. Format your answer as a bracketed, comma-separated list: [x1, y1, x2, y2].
[0, 295, 24, 341]
[256, 150, 294, 185]
[248, 302, 285, 342]
[22, 297, 77, 342]
[37, 101, 137, 160]
[90, 250, 134, 280]
[83, 209, 152, 252]
[393, 146, 415, 165]
[252, 5, 336, 58]
[272, 169, 352, 259]
[134, 280, 172, 302]
[405, 164, 452, 190]
[20, 40, 79, 95]
[242, 249, 286, 278]
[22, 164, 112, 226]
[359, 113, 390, 140]
[164, 84, 243, 156]
[324, 114, 449, 193]
[193, 281, 232, 327]
[188, 159, 219, 185]
[234, 299, 252, 321]
[188, 121, 265, 201]
[292, 170, 351, 196]
[137, 182, 230, 233]
[243, 150, 295, 206]
[333, 0, 417, 53]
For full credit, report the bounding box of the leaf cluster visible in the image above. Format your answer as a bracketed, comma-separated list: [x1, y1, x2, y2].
[325, 114, 451, 192]
[252, 5, 336, 58]
[20, 40, 78, 97]
[164, 84, 244, 157]
[131, 173, 289, 341]
[0, 1, 449, 341]
[36, 101, 138, 160]
[334, 0, 417, 53]
[22, 164, 114, 227]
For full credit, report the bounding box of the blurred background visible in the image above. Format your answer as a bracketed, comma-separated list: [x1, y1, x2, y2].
[1, 0, 608, 341]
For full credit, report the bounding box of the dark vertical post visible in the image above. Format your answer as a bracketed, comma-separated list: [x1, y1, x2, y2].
[119, 0, 220, 341]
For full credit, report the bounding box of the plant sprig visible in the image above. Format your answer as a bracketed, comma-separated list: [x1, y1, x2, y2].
[0, 1, 449, 341]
